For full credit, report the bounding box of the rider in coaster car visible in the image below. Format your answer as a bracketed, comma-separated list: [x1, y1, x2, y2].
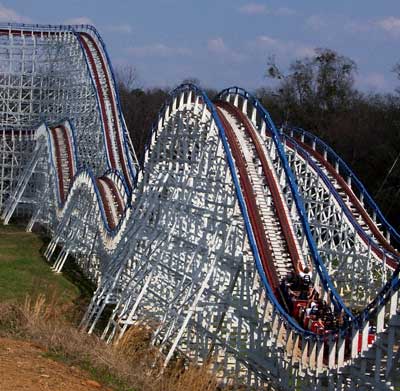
[295, 265, 312, 299]
[299, 266, 312, 286]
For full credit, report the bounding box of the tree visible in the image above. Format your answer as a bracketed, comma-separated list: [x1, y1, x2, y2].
[265, 48, 358, 133]
[393, 62, 400, 94]
[115, 65, 139, 92]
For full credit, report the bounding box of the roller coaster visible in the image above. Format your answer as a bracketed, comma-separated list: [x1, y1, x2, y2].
[0, 23, 399, 390]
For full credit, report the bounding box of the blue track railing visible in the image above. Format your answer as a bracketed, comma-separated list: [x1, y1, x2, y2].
[0, 23, 138, 190]
[42, 121, 130, 237]
[215, 87, 400, 333]
[216, 86, 354, 321]
[2, 23, 398, 339]
[289, 126, 400, 250]
[281, 131, 398, 266]
[140, 83, 319, 336]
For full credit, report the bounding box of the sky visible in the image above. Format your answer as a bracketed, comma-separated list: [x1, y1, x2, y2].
[1, 0, 400, 92]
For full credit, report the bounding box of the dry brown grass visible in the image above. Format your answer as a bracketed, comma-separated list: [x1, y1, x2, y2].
[0, 295, 227, 391]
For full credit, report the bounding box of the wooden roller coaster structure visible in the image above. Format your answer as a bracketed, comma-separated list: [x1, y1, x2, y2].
[0, 23, 399, 390]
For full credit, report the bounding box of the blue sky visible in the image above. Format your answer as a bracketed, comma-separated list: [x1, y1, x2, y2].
[2, 1, 400, 92]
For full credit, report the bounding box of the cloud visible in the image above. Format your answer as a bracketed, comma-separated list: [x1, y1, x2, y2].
[342, 16, 400, 38]
[257, 35, 279, 46]
[305, 15, 326, 31]
[376, 17, 400, 36]
[275, 7, 296, 16]
[358, 72, 388, 90]
[238, 4, 295, 16]
[0, 4, 31, 23]
[295, 46, 315, 57]
[64, 17, 94, 25]
[238, 3, 268, 15]
[106, 24, 132, 34]
[307, 14, 400, 38]
[344, 20, 371, 34]
[207, 37, 227, 52]
[344, 16, 400, 38]
[255, 35, 314, 57]
[126, 43, 191, 57]
[207, 37, 246, 62]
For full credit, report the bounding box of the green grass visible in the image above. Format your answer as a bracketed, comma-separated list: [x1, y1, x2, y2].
[0, 224, 80, 303]
[0, 224, 139, 391]
[42, 352, 136, 391]
[0, 224, 220, 391]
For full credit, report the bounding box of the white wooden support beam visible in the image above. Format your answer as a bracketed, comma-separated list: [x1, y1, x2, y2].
[351, 326, 359, 360]
[54, 249, 70, 273]
[389, 290, 398, 316]
[233, 94, 239, 107]
[201, 104, 208, 123]
[328, 333, 336, 370]
[163, 253, 219, 367]
[361, 320, 369, 352]
[251, 106, 257, 125]
[260, 121, 267, 138]
[299, 337, 308, 374]
[179, 92, 185, 110]
[336, 334, 345, 371]
[291, 333, 301, 365]
[385, 326, 396, 377]
[316, 339, 324, 375]
[242, 99, 248, 115]
[194, 95, 200, 113]
[309, 339, 317, 372]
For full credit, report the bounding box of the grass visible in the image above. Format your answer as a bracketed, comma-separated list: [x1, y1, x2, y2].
[0, 296, 221, 391]
[0, 224, 81, 303]
[0, 223, 223, 391]
[42, 351, 137, 391]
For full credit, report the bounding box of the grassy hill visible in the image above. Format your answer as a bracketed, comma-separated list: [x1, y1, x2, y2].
[0, 224, 81, 303]
[0, 223, 220, 391]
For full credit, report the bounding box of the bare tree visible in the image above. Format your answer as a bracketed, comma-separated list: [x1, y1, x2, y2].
[115, 65, 140, 92]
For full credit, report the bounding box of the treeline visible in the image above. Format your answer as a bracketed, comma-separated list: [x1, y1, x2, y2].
[116, 49, 400, 230]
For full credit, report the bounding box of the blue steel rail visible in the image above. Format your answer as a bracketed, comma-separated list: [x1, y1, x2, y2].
[43, 83, 400, 336]
[42, 121, 129, 237]
[0, 23, 138, 190]
[186, 85, 319, 336]
[281, 132, 398, 268]
[216, 86, 400, 333]
[37, 82, 400, 338]
[1, 17, 398, 340]
[217, 86, 353, 320]
[281, 129, 400, 327]
[289, 126, 400, 251]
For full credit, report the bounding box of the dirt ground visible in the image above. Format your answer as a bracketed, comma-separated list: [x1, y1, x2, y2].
[0, 338, 112, 391]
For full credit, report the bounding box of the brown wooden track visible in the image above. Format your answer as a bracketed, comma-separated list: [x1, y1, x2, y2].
[215, 104, 281, 292]
[0, 28, 131, 186]
[102, 176, 124, 216]
[59, 125, 75, 184]
[291, 135, 398, 269]
[96, 177, 124, 230]
[49, 126, 74, 204]
[216, 101, 303, 273]
[79, 33, 130, 184]
[50, 127, 66, 203]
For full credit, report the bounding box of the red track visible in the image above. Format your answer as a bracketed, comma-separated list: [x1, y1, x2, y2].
[50, 123, 124, 230]
[218, 101, 303, 273]
[216, 106, 280, 291]
[0, 28, 132, 188]
[96, 177, 124, 230]
[79, 33, 131, 186]
[50, 125, 74, 203]
[292, 137, 398, 269]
